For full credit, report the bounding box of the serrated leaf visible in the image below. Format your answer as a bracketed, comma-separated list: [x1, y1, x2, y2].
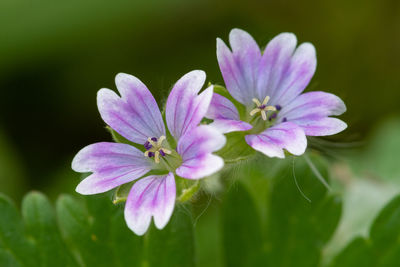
[22, 192, 78, 267]
[145, 204, 195, 267]
[221, 182, 263, 267]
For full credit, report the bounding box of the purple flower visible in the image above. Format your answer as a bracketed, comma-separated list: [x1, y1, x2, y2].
[206, 29, 347, 158]
[72, 70, 225, 235]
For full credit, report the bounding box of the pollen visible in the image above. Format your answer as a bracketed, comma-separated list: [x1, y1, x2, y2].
[143, 136, 171, 163]
[249, 96, 276, 121]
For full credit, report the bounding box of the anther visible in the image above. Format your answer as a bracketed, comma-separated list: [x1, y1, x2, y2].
[143, 135, 171, 163]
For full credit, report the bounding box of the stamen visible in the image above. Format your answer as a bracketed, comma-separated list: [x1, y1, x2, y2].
[275, 105, 282, 111]
[159, 149, 166, 156]
[249, 96, 277, 121]
[269, 113, 277, 121]
[282, 117, 287, 122]
[144, 135, 170, 163]
[144, 141, 152, 150]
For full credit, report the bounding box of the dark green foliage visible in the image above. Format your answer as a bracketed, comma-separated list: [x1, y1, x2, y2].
[221, 155, 342, 267]
[0, 192, 193, 267]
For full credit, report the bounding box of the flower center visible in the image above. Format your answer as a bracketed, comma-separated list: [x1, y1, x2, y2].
[249, 96, 277, 121]
[143, 136, 171, 164]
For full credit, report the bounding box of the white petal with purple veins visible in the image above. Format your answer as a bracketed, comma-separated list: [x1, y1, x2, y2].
[206, 93, 252, 133]
[72, 142, 152, 195]
[124, 173, 176, 235]
[257, 33, 298, 102]
[279, 91, 347, 136]
[293, 117, 347, 136]
[271, 42, 317, 106]
[166, 70, 213, 140]
[245, 122, 307, 158]
[209, 119, 252, 134]
[176, 125, 226, 179]
[97, 73, 165, 145]
[217, 29, 261, 106]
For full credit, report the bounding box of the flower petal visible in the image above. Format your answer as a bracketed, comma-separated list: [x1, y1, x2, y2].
[97, 73, 165, 145]
[278, 91, 347, 136]
[72, 142, 152, 195]
[270, 42, 317, 106]
[245, 122, 307, 158]
[256, 33, 297, 101]
[217, 28, 261, 105]
[205, 93, 252, 133]
[209, 119, 253, 134]
[176, 125, 226, 179]
[124, 173, 176, 235]
[166, 70, 213, 140]
[292, 117, 347, 136]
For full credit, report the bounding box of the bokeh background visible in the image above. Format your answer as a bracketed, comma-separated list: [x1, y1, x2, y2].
[0, 0, 400, 265]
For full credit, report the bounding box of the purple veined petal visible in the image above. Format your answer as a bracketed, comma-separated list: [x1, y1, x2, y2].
[217, 29, 262, 106]
[279, 91, 346, 119]
[245, 122, 307, 158]
[278, 91, 347, 136]
[166, 70, 213, 140]
[97, 73, 165, 145]
[72, 142, 153, 195]
[176, 125, 226, 179]
[292, 117, 347, 136]
[229, 29, 262, 103]
[124, 173, 176, 236]
[205, 93, 253, 133]
[256, 33, 297, 102]
[271, 42, 317, 106]
[206, 93, 240, 120]
[209, 119, 253, 134]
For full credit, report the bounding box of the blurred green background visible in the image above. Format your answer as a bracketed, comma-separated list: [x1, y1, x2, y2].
[0, 0, 400, 265]
[1, 0, 399, 198]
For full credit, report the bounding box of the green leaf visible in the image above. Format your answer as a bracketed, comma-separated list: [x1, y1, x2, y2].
[56, 194, 115, 267]
[110, 209, 143, 267]
[145, 204, 195, 267]
[264, 154, 342, 267]
[0, 193, 37, 267]
[329, 237, 372, 267]
[370, 194, 400, 265]
[331, 194, 400, 266]
[221, 182, 263, 267]
[22, 192, 78, 267]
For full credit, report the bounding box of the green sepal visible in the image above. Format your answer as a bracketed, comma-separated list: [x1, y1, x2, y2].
[216, 131, 256, 164]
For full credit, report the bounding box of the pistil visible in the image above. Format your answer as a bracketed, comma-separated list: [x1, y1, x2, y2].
[249, 96, 277, 121]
